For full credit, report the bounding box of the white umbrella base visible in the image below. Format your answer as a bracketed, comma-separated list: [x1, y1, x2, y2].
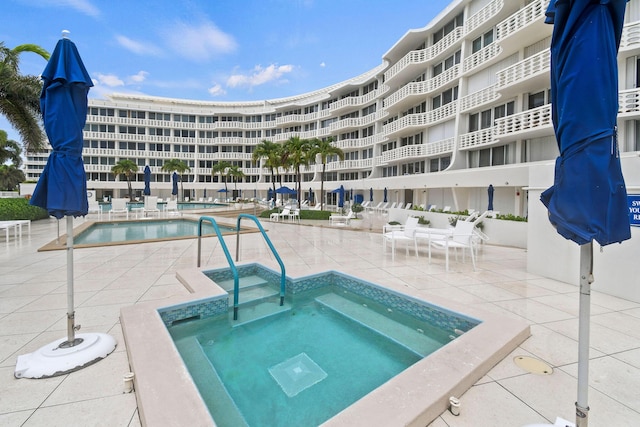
[14, 333, 117, 379]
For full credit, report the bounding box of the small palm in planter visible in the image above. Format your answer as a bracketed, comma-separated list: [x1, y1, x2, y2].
[417, 216, 430, 226]
[351, 203, 364, 219]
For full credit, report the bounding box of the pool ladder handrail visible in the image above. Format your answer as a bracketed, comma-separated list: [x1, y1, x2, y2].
[196, 215, 285, 321]
[235, 214, 286, 308]
[197, 216, 241, 320]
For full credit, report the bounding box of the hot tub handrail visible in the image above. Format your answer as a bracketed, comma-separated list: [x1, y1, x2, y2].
[236, 213, 286, 306]
[197, 216, 241, 320]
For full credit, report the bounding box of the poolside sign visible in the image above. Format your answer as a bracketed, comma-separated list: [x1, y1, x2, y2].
[629, 195, 640, 227]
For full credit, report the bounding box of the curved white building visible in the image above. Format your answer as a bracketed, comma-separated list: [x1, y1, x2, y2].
[25, 0, 640, 216]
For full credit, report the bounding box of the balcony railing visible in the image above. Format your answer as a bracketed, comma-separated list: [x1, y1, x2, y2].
[324, 159, 372, 171]
[462, 43, 502, 74]
[384, 64, 460, 109]
[495, 0, 548, 41]
[620, 21, 640, 51]
[334, 136, 376, 149]
[619, 87, 640, 114]
[383, 27, 464, 82]
[465, 0, 504, 35]
[493, 104, 552, 139]
[377, 139, 455, 164]
[495, 48, 550, 90]
[460, 85, 499, 112]
[383, 102, 457, 136]
[458, 128, 495, 150]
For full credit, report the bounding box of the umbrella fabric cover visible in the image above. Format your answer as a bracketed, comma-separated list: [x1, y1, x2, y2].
[172, 172, 178, 196]
[487, 184, 494, 211]
[370, 188, 373, 202]
[143, 165, 151, 196]
[30, 38, 92, 219]
[541, 0, 630, 246]
[275, 186, 296, 194]
[383, 187, 388, 203]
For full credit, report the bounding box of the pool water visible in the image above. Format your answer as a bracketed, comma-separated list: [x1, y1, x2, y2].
[167, 276, 456, 427]
[74, 219, 236, 245]
[99, 201, 225, 211]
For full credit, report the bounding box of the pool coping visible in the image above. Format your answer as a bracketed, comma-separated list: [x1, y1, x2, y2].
[38, 217, 259, 251]
[120, 265, 530, 427]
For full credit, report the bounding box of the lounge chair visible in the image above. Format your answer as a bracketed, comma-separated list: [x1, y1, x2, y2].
[367, 202, 382, 213]
[442, 206, 451, 213]
[270, 207, 291, 222]
[382, 216, 419, 260]
[143, 196, 161, 217]
[88, 199, 102, 219]
[329, 210, 354, 226]
[404, 203, 412, 210]
[108, 198, 129, 220]
[429, 220, 476, 271]
[165, 199, 179, 216]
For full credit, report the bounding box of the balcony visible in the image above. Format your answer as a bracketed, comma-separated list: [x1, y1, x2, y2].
[464, 0, 505, 36]
[495, 48, 550, 99]
[383, 102, 457, 138]
[460, 85, 499, 113]
[334, 136, 376, 150]
[619, 87, 640, 116]
[493, 104, 553, 143]
[495, 0, 550, 54]
[383, 27, 463, 85]
[377, 138, 455, 165]
[276, 112, 318, 126]
[458, 128, 495, 151]
[620, 21, 640, 56]
[384, 64, 460, 112]
[462, 43, 503, 75]
[324, 159, 372, 171]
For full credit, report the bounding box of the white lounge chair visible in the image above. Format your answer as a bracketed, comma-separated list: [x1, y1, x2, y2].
[108, 198, 129, 220]
[165, 199, 179, 216]
[429, 220, 476, 271]
[404, 203, 412, 210]
[382, 216, 419, 260]
[88, 199, 102, 219]
[143, 196, 160, 217]
[329, 210, 354, 226]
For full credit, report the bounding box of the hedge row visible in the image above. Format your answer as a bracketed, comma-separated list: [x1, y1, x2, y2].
[0, 198, 50, 221]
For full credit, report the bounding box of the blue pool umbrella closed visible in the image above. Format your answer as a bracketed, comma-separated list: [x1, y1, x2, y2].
[309, 187, 314, 203]
[172, 172, 178, 196]
[203, 188, 207, 198]
[330, 185, 345, 208]
[143, 165, 151, 196]
[541, 2, 630, 425]
[18, 33, 115, 378]
[487, 184, 494, 211]
[369, 188, 373, 202]
[383, 187, 388, 203]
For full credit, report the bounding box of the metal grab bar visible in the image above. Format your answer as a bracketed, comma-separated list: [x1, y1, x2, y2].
[236, 214, 286, 306]
[197, 216, 240, 320]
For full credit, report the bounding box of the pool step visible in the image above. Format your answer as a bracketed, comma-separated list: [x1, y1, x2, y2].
[174, 337, 248, 427]
[216, 274, 267, 291]
[231, 299, 291, 327]
[315, 293, 443, 357]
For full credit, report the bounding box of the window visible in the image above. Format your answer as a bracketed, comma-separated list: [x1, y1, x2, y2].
[472, 30, 494, 54]
[433, 50, 461, 76]
[433, 13, 464, 44]
[432, 86, 458, 109]
[528, 91, 550, 109]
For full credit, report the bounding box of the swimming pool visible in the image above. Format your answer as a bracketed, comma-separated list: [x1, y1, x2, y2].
[100, 201, 226, 211]
[121, 264, 530, 426]
[168, 266, 464, 426]
[38, 218, 245, 251]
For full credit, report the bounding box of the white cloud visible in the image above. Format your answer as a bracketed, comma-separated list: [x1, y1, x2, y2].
[163, 20, 236, 62]
[226, 64, 294, 88]
[127, 71, 149, 84]
[26, 0, 100, 17]
[208, 84, 226, 97]
[116, 35, 162, 56]
[93, 73, 124, 87]
[320, 62, 326, 68]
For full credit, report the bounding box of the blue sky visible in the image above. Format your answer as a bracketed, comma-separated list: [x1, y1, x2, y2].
[2, 0, 452, 142]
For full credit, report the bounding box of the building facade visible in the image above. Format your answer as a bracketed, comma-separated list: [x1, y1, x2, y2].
[24, 0, 640, 215]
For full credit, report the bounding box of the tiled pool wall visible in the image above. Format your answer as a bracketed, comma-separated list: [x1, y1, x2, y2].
[159, 263, 480, 333]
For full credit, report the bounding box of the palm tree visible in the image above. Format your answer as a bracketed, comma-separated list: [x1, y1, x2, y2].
[0, 164, 25, 191]
[211, 160, 232, 195]
[227, 165, 246, 198]
[252, 139, 281, 198]
[283, 136, 312, 205]
[0, 42, 50, 152]
[161, 159, 191, 201]
[0, 130, 22, 166]
[111, 159, 139, 201]
[310, 137, 344, 211]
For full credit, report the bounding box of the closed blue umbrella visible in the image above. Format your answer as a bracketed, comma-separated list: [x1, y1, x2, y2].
[143, 165, 151, 196]
[369, 188, 373, 202]
[383, 187, 388, 203]
[203, 188, 207, 198]
[487, 184, 494, 211]
[20, 33, 115, 377]
[338, 185, 345, 208]
[309, 187, 314, 203]
[172, 172, 178, 196]
[541, 2, 630, 425]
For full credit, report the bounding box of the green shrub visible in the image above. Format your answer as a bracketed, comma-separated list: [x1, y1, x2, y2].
[0, 198, 49, 221]
[417, 216, 430, 226]
[495, 213, 528, 222]
[351, 203, 364, 218]
[258, 208, 332, 220]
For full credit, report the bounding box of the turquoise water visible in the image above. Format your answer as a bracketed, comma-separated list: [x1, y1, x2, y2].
[74, 219, 236, 245]
[168, 284, 451, 427]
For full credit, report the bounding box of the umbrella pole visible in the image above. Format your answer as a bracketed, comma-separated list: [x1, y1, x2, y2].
[62, 215, 80, 348]
[576, 242, 593, 427]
